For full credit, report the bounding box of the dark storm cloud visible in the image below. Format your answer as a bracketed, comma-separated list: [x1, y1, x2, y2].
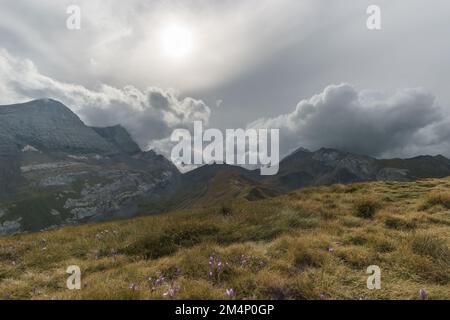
[249, 84, 448, 158]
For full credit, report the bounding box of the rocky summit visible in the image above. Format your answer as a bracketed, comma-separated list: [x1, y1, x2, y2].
[0, 99, 118, 155]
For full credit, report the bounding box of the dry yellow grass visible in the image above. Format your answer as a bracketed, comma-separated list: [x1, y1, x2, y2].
[0, 178, 449, 300]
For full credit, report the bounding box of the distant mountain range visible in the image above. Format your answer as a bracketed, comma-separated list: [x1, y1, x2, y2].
[2, 99, 450, 235]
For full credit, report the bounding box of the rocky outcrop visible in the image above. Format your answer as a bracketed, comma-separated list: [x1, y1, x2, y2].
[0, 217, 21, 236]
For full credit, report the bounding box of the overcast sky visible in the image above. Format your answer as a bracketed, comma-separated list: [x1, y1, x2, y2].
[1, 0, 450, 159]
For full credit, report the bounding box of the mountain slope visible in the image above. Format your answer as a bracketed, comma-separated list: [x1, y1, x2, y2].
[0, 99, 180, 235]
[1, 177, 449, 299]
[171, 164, 282, 209]
[378, 155, 450, 179]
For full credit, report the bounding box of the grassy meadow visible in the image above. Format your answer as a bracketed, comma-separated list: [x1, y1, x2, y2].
[0, 178, 449, 300]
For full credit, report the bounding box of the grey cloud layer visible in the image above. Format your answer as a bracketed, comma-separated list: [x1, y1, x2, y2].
[1, 48, 449, 161]
[2, 0, 450, 134]
[0, 49, 210, 151]
[249, 84, 449, 158]
[2, 46, 450, 159]
[1, 0, 450, 161]
[0, 0, 316, 92]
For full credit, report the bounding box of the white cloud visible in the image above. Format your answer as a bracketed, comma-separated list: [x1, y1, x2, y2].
[0, 49, 211, 152]
[2, 49, 450, 163]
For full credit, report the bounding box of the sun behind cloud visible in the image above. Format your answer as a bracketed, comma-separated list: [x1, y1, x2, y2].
[159, 23, 195, 60]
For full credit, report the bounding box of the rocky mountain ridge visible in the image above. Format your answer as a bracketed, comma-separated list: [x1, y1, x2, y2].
[2, 99, 450, 235]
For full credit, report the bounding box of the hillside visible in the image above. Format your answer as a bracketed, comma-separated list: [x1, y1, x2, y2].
[172, 164, 282, 209]
[0, 178, 449, 300]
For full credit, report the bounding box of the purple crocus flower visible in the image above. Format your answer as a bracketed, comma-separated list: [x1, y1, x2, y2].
[209, 255, 215, 267]
[226, 288, 235, 298]
[327, 246, 334, 253]
[129, 283, 138, 291]
[155, 274, 165, 286]
[419, 288, 427, 300]
[320, 292, 326, 300]
[217, 262, 223, 273]
[164, 287, 175, 298]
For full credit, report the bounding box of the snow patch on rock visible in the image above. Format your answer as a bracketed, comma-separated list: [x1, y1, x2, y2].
[21, 144, 39, 152]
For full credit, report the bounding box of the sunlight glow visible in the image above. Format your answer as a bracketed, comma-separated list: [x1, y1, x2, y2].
[160, 24, 194, 59]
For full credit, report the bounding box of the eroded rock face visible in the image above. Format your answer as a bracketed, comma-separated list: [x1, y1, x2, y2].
[0, 99, 180, 235]
[0, 150, 180, 234]
[38, 172, 83, 187]
[63, 169, 175, 222]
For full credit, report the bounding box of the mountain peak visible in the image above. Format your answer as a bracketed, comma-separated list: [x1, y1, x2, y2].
[315, 147, 343, 154]
[2, 98, 70, 111]
[281, 146, 311, 164]
[0, 99, 117, 155]
[294, 147, 311, 153]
